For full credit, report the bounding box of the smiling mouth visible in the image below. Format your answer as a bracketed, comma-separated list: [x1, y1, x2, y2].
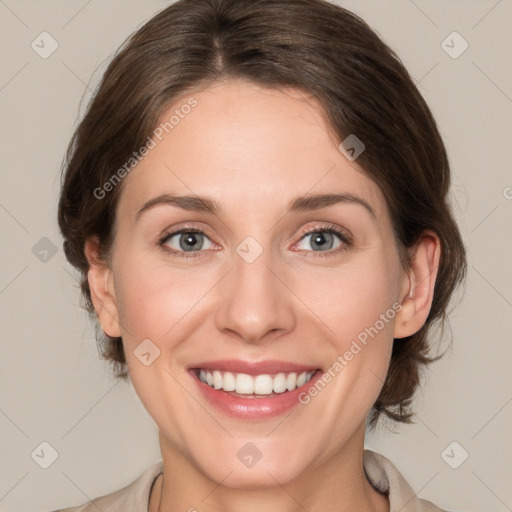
[193, 369, 318, 397]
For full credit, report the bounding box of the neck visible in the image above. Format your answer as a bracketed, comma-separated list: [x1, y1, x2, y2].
[150, 425, 389, 512]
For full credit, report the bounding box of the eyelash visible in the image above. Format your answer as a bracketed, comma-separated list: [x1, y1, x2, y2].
[157, 223, 353, 260]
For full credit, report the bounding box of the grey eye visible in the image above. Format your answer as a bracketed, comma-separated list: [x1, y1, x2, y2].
[296, 231, 342, 252]
[164, 231, 214, 252]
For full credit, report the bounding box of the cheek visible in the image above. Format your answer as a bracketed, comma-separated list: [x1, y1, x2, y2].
[114, 257, 213, 344]
[297, 253, 400, 341]
[292, 252, 400, 407]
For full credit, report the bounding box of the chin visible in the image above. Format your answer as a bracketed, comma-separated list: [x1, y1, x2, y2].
[205, 463, 304, 490]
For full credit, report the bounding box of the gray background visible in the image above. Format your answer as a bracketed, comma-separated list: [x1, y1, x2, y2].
[0, 1, 511, 511]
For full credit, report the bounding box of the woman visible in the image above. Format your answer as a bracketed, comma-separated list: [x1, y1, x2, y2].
[54, 0, 467, 510]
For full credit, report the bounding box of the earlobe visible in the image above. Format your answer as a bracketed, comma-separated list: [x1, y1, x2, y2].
[84, 237, 122, 338]
[394, 231, 441, 339]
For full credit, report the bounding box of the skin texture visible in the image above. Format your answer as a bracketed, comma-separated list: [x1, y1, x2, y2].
[85, 78, 440, 512]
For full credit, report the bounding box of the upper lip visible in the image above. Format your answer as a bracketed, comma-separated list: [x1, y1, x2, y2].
[188, 359, 321, 376]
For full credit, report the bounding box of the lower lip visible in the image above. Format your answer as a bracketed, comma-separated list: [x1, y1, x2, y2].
[189, 370, 323, 420]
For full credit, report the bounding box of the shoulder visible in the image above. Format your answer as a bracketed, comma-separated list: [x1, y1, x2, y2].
[48, 460, 164, 512]
[364, 449, 452, 512]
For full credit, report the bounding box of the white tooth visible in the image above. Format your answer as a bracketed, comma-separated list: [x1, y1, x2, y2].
[296, 371, 307, 387]
[254, 374, 273, 394]
[286, 372, 297, 391]
[273, 373, 287, 393]
[213, 370, 223, 389]
[235, 373, 254, 394]
[200, 369, 315, 394]
[223, 371, 236, 391]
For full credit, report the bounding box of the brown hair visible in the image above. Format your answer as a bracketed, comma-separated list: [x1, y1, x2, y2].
[58, 0, 467, 430]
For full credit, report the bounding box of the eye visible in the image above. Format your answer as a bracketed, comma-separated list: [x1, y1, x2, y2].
[293, 224, 351, 255]
[159, 228, 215, 258]
[158, 223, 352, 259]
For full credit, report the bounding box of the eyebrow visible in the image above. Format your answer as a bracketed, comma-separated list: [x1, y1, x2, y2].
[135, 192, 376, 221]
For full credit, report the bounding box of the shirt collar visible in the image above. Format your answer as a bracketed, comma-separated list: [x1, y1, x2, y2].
[363, 449, 445, 511]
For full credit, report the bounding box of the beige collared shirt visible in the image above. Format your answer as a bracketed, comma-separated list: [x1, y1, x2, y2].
[52, 449, 449, 512]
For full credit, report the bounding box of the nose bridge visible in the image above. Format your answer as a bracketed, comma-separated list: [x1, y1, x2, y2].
[215, 237, 295, 343]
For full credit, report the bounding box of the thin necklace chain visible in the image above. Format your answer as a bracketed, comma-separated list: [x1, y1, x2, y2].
[158, 475, 164, 512]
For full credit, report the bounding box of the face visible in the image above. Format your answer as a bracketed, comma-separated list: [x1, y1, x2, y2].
[92, 79, 411, 487]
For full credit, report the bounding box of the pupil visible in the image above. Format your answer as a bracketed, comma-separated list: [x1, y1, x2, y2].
[181, 233, 201, 251]
[312, 232, 333, 250]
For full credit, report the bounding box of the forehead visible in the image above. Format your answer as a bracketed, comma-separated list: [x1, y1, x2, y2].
[117, 79, 387, 221]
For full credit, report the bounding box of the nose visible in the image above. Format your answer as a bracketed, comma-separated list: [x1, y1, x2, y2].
[214, 245, 296, 345]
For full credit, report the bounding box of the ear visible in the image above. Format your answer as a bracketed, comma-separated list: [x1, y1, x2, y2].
[394, 230, 441, 339]
[84, 236, 122, 338]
